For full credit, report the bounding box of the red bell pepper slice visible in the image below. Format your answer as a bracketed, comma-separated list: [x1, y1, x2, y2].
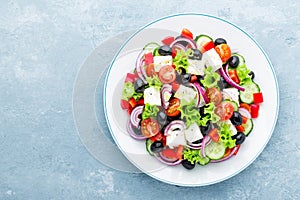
[250, 104, 260, 118]
[161, 36, 175, 46]
[253, 92, 264, 104]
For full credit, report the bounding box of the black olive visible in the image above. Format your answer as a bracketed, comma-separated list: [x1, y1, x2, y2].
[192, 139, 203, 144]
[156, 111, 167, 126]
[150, 141, 164, 153]
[200, 121, 212, 136]
[134, 78, 147, 93]
[230, 111, 243, 126]
[158, 45, 172, 56]
[228, 56, 240, 68]
[214, 38, 227, 46]
[217, 76, 229, 89]
[188, 49, 202, 60]
[249, 71, 255, 80]
[175, 36, 189, 47]
[232, 132, 246, 145]
[182, 159, 195, 170]
[180, 73, 191, 84]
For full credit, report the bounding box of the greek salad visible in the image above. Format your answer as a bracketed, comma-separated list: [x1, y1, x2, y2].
[120, 28, 264, 170]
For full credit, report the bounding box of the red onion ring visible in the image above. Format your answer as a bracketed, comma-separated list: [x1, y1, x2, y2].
[161, 84, 172, 109]
[170, 37, 197, 49]
[210, 146, 238, 163]
[194, 82, 209, 104]
[135, 50, 147, 84]
[172, 43, 187, 51]
[201, 136, 212, 157]
[219, 65, 245, 91]
[164, 120, 186, 136]
[126, 119, 146, 140]
[238, 107, 251, 119]
[154, 153, 182, 166]
[130, 106, 143, 128]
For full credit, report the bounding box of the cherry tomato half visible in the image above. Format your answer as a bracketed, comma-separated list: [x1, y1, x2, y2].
[215, 102, 234, 121]
[141, 118, 160, 138]
[205, 87, 223, 105]
[158, 65, 176, 84]
[215, 44, 231, 63]
[208, 128, 220, 142]
[166, 98, 181, 117]
[145, 63, 156, 77]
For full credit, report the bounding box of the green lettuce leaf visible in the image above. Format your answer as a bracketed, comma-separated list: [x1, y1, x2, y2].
[122, 82, 135, 100]
[173, 49, 191, 72]
[141, 103, 159, 120]
[236, 64, 251, 85]
[198, 102, 220, 126]
[145, 75, 162, 90]
[201, 66, 221, 89]
[183, 148, 210, 165]
[218, 122, 236, 148]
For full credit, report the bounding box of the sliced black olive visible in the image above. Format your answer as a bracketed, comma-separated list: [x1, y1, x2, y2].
[200, 121, 212, 136]
[134, 78, 147, 93]
[230, 111, 243, 126]
[150, 141, 164, 153]
[232, 132, 246, 145]
[180, 73, 191, 84]
[156, 111, 167, 126]
[175, 36, 189, 47]
[228, 56, 239, 68]
[214, 38, 227, 46]
[158, 45, 172, 56]
[249, 71, 255, 80]
[182, 159, 195, 170]
[192, 139, 203, 144]
[188, 49, 202, 60]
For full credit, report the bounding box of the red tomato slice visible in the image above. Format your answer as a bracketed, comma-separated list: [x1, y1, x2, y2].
[128, 98, 137, 108]
[208, 128, 220, 142]
[120, 99, 129, 110]
[166, 98, 181, 117]
[145, 63, 156, 77]
[253, 92, 264, 104]
[125, 73, 138, 83]
[215, 102, 234, 121]
[215, 43, 231, 63]
[144, 52, 154, 65]
[250, 104, 260, 118]
[161, 36, 175, 46]
[234, 145, 241, 155]
[242, 115, 248, 124]
[181, 28, 193, 39]
[158, 65, 176, 84]
[228, 69, 240, 84]
[161, 145, 184, 160]
[205, 87, 223, 105]
[171, 81, 180, 92]
[141, 118, 160, 138]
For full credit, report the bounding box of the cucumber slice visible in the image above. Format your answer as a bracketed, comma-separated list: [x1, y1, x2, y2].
[152, 47, 160, 56]
[195, 34, 213, 48]
[231, 53, 245, 67]
[239, 81, 260, 104]
[146, 139, 154, 156]
[205, 141, 226, 160]
[197, 152, 210, 165]
[243, 118, 253, 136]
[223, 100, 238, 111]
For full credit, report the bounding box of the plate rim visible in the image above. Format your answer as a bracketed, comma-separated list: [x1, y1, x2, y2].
[103, 13, 280, 186]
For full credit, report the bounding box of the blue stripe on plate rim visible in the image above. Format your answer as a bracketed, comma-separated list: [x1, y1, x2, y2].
[103, 13, 280, 187]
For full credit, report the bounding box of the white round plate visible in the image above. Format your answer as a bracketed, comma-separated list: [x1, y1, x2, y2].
[104, 13, 279, 186]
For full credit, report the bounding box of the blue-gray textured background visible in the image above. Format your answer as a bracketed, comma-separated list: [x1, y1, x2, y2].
[1, 0, 299, 199]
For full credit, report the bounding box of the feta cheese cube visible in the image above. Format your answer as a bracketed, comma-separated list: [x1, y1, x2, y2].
[225, 120, 237, 136]
[222, 88, 240, 106]
[188, 59, 205, 75]
[144, 86, 161, 106]
[166, 130, 186, 148]
[202, 48, 223, 71]
[174, 85, 196, 102]
[153, 56, 172, 72]
[184, 123, 203, 143]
